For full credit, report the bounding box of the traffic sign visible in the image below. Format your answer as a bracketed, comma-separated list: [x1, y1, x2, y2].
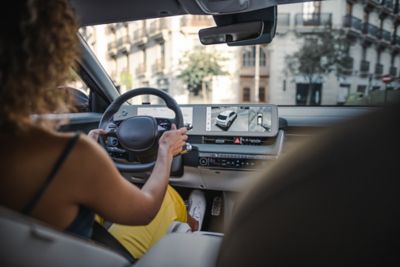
[382, 75, 394, 84]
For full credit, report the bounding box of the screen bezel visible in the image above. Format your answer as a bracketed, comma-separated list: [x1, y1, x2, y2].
[115, 104, 279, 138]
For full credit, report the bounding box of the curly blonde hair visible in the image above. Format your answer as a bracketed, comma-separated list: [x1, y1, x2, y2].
[0, 0, 79, 132]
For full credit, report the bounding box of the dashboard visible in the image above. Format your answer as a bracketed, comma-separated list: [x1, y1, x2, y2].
[111, 104, 283, 172]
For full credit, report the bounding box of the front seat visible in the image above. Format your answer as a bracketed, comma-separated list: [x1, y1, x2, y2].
[0, 207, 130, 267]
[217, 106, 400, 266]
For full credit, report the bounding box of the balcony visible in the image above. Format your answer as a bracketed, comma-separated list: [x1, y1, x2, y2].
[136, 63, 146, 77]
[107, 40, 117, 51]
[363, 0, 384, 11]
[343, 15, 363, 36]
[374, 63, 384, 76]
[380, 29, 392, 42]
[389, 66, 398, 77]
[133, 29, 145, 40]
[295, 13, 332, 27]
[132, 29, 147, 46]
[360, 60, 370, 76]
[363, 23, 380, 41]
[116, 35, 130, 46]
[395, 35, 400, 46]
[384, 0, 394, 10]
[148, 18, 168, 36]
[107, 40, 118, 57]
[378, 29, 392, 47]
[338, 56, 354, 75]
[116, 35, 130, 53]
[152, 59, 165, 74]
[378, 0, 395, 16]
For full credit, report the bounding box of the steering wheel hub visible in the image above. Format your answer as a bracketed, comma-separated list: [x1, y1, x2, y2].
[116, 116, 158, 152]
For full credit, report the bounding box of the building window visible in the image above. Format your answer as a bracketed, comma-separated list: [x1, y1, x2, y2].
[296, 83, 322, 106]
[242, 46, 266, 67]
[259, 87, 266, 102]
[346, 1, 353, 16]
[363, 11, 369, 23]
[243, 87, 250, 102]
[357, 85, 366, 94]
[302, 1, 321, 20]
[242, 47, 254, 67]
[260, 48, 266, 66]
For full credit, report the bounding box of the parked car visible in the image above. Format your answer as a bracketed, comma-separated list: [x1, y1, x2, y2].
[215, 110, 237, 129]
[256, 113, 263, 125]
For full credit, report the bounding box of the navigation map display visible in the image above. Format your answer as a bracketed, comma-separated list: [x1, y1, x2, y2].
[206, 106, 273, 132]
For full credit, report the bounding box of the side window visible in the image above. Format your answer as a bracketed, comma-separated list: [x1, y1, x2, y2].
[61, 71, 91, 112]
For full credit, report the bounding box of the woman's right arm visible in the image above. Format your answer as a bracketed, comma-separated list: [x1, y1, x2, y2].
[69, 126, 187, 225]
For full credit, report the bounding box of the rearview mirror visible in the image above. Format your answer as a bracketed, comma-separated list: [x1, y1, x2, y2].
[199, 21, 263, 45]
[198, 6, 277, 46]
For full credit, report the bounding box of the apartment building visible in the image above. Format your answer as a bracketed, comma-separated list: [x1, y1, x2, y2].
[81, 1, 400, 106]
[100, 16, 245, 104]
[270, 0, 400, 105]
[81, 15, 271, 104]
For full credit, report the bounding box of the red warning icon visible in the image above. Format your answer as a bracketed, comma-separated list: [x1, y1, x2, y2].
[234, 137, 241, 144]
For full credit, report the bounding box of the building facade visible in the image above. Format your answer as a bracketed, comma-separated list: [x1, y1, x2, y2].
[81, 15, 270, 105]
[271, 0, 400, 105]
[80, 1, 400, 106]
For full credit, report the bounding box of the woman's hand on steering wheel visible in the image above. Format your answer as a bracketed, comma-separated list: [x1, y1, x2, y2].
[88, 129, 108, 142]
[158, 124, 188, 157]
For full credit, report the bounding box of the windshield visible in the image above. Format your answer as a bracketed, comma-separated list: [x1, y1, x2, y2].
[80, 0, 400, 106]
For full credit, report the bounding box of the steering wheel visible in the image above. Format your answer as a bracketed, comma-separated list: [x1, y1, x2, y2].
[99, 87, 184, 173]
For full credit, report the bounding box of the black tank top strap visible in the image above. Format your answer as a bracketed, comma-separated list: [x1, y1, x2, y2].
[22, 132, 81, 215]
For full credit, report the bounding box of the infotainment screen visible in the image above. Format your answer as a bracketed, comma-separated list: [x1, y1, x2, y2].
[115, 104, 278, 137]
[206, 106, 273, 132]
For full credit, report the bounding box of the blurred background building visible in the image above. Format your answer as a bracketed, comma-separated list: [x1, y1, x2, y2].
[80, 0, 400, 106]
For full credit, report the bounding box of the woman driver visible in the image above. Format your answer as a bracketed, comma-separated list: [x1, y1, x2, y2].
[0, 0, 200, 259]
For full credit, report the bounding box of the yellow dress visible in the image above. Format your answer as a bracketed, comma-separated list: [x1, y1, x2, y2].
[105, 185, 187, 259]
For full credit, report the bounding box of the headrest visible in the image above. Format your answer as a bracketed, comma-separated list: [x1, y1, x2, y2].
[218, 106, 400, 266]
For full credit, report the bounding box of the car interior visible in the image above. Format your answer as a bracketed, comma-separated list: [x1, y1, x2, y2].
[1, 0, 400, 266]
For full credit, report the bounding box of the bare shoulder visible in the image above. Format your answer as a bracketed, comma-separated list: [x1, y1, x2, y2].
[74, 133, 112, 163]
[68, 132, 120, 181]
[28, 128, 115, 178]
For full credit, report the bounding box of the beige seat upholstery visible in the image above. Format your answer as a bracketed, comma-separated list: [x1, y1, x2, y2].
[217, 106, 400, 266]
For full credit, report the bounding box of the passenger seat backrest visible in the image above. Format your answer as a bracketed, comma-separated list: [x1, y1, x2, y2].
[0, 207, 131, 267]
[217, 106, 400, 266]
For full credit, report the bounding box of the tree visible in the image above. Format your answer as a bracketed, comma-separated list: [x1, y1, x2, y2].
[178, 47, 227, 98]
[285, 27, 351, 105]
[120, 69, 132, 91]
